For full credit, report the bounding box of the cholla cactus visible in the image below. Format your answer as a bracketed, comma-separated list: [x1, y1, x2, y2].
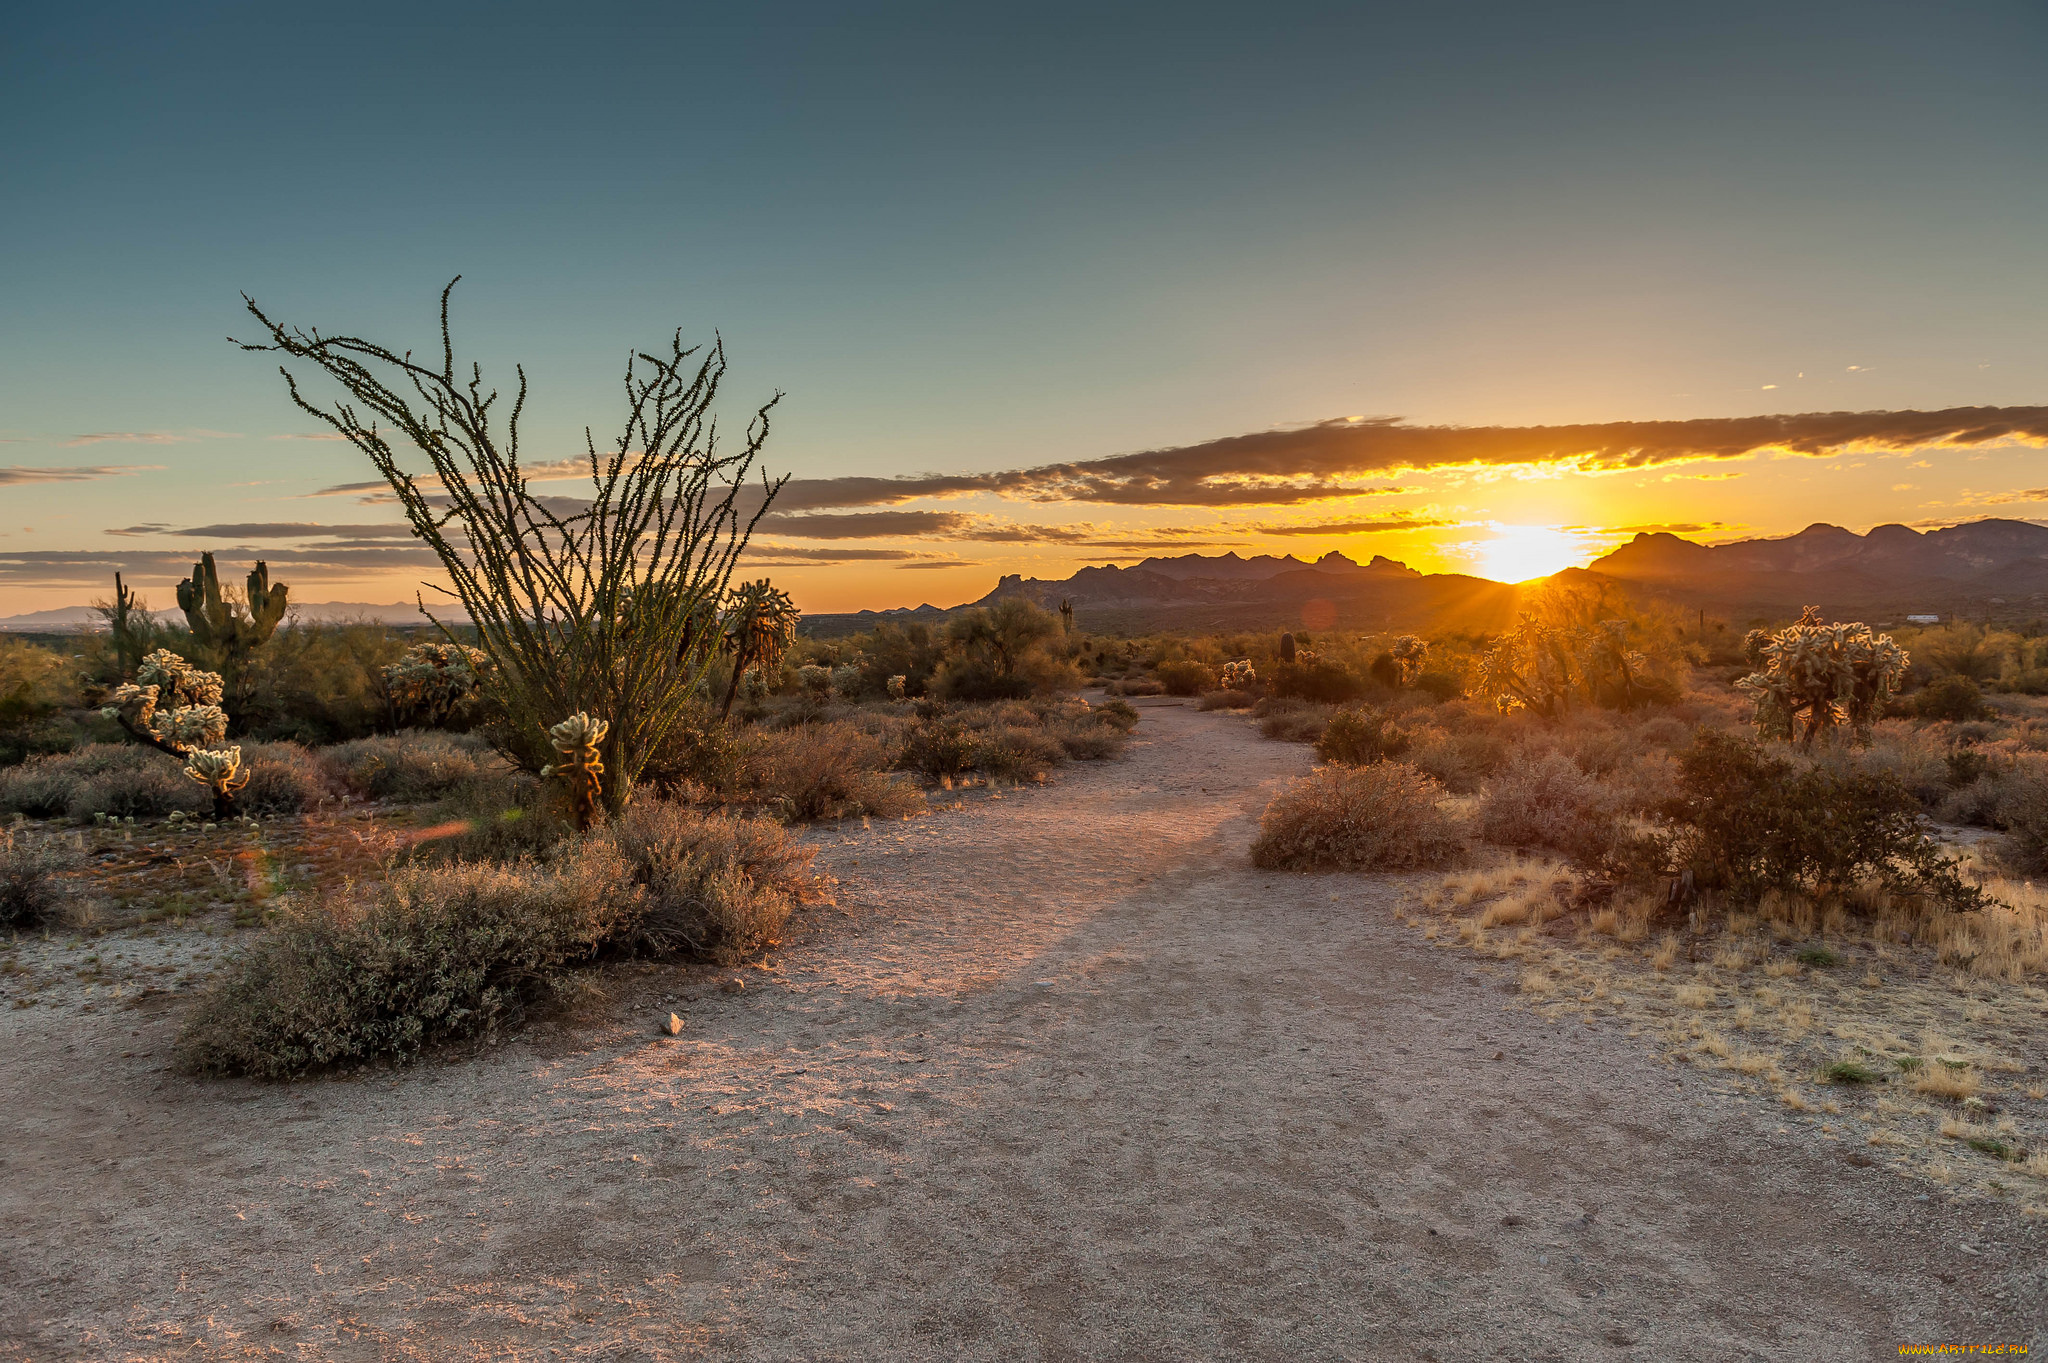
[182, 747, 250, 813]
[1389, 635, 1429, 685]
[542, 712, 609, 829]
[719, 580, 801, 721]
[797, 663, 833, 700]
[1220, 659, 1257, 691]
[102, 649, 248, 813]
[382, 641, 490, 725]
[1737, 606, 1908, 748]
[886, 674, 908, 701]
[1293, 648, 1319, 667]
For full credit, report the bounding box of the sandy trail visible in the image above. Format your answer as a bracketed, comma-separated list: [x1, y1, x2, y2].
[3, 702, 2042, 1360]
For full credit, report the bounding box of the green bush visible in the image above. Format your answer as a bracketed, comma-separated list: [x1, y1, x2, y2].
[1270, 658, 1368, 705]
[1662, 730, 1985, 911]
[1896, 676, 1992, 723]
[1196, 689, 1255, 712]
[969, 725, 1068, 782]
[1255, 698, 1333, 744]
[899, 714, 977, 784]
[327, 730, 492, 802]
[1251, 762, 1463, 871]
[237, 741, 339, 815]
[1154, 659, 1217, 697]
[1315, 707, 1410, 765]
[176, 848, 634, 1078]
[240, 622, 411, 743]
[933, 600, 1080, 701]
[0, 744, 210, 821]
[601, 801, 815, 962]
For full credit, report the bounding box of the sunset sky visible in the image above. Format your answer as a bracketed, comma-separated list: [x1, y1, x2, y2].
[3, 2, 2045, 615]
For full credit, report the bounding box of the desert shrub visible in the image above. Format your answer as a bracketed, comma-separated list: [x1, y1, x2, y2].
[176, 848, 633, 1078]
[970, 725, 1068, 782]
[1897, 676, 1992, 723]
[1413, 670, 1463, 702]
[899, 715, 977, 784]
[235, 741, 338, 815]
[843, 621, 947, 699]
[2, 828, 87, 930]
[1406, 725, 1512, 794]
[1250, 763, 1464, 871]
[1663, 730, 1984, 911]
[934, 600, 1080, 701]
[1475, 752, 1618, 862]
[641, 716, 751, 798]
[1196, 689, 1255, 711]
[327, 730, 491, 802]
[1315, 707, 1410, 765]
[0, 638, 78, 767]
[0, 744, 211, 821]
[1155, 659, 1217, 697]
[241, 622, 410, 743]
[747, 722, 926, 820]
[415, 771, 569, 862]
[1255, 698, 1334, 744]
[1108, 677, 1165, 697]
[602, 800, 814, 962]
[1989, 764, 2048, 874]
[1094, 698, 1140, 731]
[1050, 718, 1127, 760]
[1270, 658, 1368, 705]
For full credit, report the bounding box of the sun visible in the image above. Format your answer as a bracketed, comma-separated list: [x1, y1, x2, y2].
[1475, 524, 1588, 583]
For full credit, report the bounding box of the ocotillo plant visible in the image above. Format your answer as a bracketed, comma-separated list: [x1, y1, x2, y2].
[101, 648, 249, 818]
[240, 280, 786, 813]
[1737, 606, 1908, 747]
[177, 553, 289, 706]
[542, 712, 609, 830]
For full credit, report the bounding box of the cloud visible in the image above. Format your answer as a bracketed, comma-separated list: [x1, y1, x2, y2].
[0, 464, 164, 485]
[268, 432, 352, 442]
[113, 522, 421, 540]
[738, 546, 938, 563]
[746, 405, 2048, 511]
[1252, 517, 1454, 536]
[756, 510, 977, 539]
[60, 430, 237, 447]
[1953, 487, 2048, 507]
[0, 546, 444, 588]
[896, 561, 979, 570]
[1592, 522, 1739, 535]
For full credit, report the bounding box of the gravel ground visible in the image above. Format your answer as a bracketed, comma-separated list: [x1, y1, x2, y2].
[2, 701, 2042, 1360]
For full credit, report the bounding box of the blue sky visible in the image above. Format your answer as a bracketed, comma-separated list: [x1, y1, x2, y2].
[3, 1, 2044, 611]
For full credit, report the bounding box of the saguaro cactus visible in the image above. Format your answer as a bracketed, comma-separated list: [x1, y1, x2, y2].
[1059, 598, 1074, 637]
[543, 712, 610, 830]
[1280, 632, 1297, 663]
[109, 572, 146, 677]
[177, 554, 289, 702]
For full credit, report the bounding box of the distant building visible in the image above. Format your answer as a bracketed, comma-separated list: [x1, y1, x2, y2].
[1905, 614, 1941, 625]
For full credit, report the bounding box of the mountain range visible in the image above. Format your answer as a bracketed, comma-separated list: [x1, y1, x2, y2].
[12, 519, 2046, 638]
[1586, 518, 2048, 619]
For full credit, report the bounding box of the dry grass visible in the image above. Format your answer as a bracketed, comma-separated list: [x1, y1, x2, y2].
[1406, 851, 2048, 1206]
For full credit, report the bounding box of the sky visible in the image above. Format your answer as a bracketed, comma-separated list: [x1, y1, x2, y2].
[2, 1, 2045, 615]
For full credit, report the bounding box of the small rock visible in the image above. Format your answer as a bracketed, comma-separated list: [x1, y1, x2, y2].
[663, 1013, 684, 1036]
[1500, 1214, 1526, 1228]
[719, 977, 745, 994]
[1493, 1051, 1505, 1061]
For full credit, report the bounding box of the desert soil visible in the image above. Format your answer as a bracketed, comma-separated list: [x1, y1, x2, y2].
[2, 702, 2043, 1361]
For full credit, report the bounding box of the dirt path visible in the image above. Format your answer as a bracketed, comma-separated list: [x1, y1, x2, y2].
[3, 703, 2042, 1361]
